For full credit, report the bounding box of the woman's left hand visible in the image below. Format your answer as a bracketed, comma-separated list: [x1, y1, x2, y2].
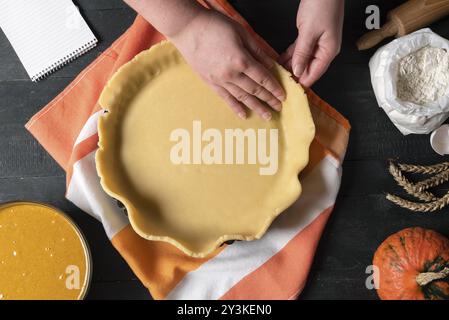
[279, 0, 344, 88]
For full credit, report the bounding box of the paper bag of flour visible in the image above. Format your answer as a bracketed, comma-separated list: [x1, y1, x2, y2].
[369, 29, 449, 135]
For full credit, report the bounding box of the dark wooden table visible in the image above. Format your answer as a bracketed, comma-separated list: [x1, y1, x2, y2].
[1, 0, 449, 300]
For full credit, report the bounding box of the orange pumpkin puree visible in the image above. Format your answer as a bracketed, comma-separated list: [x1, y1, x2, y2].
[0, 202, 90, 300]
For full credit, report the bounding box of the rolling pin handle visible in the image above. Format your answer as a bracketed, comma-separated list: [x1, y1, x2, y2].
[356, 21, 398, 51]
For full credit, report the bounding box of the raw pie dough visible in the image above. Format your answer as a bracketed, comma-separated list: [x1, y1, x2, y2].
[97, 41, 315, 257]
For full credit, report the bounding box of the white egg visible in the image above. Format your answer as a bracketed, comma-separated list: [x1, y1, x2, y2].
[430, 124, 449, 155]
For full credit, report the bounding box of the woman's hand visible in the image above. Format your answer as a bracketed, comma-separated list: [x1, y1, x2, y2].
[279, 0, 344, 88]
[170, 10, 285, 120]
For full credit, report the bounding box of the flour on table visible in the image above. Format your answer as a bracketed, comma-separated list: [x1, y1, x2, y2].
[397, 46, 449, 105]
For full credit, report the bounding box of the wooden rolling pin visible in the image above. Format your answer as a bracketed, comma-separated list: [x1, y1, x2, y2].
[357, 0, 449, 50]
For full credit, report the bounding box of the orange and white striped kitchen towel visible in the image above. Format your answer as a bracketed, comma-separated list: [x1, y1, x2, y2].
[25, 0, 350, 300]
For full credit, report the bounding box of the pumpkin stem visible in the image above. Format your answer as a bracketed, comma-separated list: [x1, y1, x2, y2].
[416, 267, 449, 286]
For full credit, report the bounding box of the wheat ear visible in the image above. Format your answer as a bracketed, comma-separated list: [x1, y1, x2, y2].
[386, 192, 449, 212]
[414, 169, 449, 192]
[388, 162, 437, 202]
[398, 162, 449, 174]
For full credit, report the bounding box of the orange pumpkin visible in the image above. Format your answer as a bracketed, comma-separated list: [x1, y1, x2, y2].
[373, 227, 449, 300]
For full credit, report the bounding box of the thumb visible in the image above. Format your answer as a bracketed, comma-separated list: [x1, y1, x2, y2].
[292, 33, 318, 79]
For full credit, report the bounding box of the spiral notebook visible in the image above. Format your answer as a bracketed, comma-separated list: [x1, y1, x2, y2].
[0, 0, 98, 82]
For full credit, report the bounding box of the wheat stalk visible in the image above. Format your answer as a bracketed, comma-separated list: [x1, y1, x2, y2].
[388, 162, 437, 202]
[413, 169, 449, 192]
[387, 161, 449, 212]
[386, 192, 449, 212]
[398, 162, 449, 174]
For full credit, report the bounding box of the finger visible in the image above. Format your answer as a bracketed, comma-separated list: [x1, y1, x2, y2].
[285, 59, 293, 73]
[242, 32, 274, 70]
[281, 57, 293, 73]
[299, 57, 331, 88]
[233, 73, 282, 111]
[211, 84, 247, 119]
[225, 83, 272, 121]
[292, 31, 320, 79]
[243, 58, 286, 102]
[278, 42, 295, 65]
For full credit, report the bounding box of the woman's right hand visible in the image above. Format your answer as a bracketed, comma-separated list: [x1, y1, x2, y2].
[169, 10, 285, 120]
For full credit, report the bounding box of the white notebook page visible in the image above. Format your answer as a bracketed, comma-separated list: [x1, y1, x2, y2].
[0, 0, 98, 81]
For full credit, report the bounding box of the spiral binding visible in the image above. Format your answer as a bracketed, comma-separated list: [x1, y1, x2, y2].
[31, 39, 98, 82]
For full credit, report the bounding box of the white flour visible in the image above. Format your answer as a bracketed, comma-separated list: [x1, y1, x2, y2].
[397, 46, 449, 105]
